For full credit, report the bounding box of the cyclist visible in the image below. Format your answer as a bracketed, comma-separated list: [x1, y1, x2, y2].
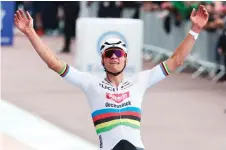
[14, 5, 209, 150]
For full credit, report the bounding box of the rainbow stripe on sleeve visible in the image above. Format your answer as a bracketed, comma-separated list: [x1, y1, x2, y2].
[160, 61, 171, 76]
[91, 107, 141, 134]
[58, 63, 69, 77]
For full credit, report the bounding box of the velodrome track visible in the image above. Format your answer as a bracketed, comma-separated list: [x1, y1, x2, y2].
[1, 35, 226, 150]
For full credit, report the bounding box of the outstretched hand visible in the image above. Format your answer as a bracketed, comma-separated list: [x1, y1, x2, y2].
[190, 5, 209, 33]
[14, 9, 33, 34]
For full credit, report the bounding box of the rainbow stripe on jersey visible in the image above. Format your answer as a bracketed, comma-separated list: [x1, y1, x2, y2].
[91, 107, 141, 134]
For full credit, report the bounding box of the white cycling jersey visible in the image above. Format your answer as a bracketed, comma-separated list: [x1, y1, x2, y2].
[59, 61, 170, 150]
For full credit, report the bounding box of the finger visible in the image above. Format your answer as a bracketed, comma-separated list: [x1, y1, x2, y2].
[203, 7, 208, 14]
[14, 17, 19, 25]
[202, 8, 209, 18]
[14, 14, 21, 23]
[204, 11, 209, 17]
[201, 6, 207, 13]
[199, 5, 205, 11]
[200, 5, 205, 9]
[197, 5, 204, 14]
[201, 10, 206, 18]
[14, 14, 19, 22]
[18, 9, 26, 19]
[25, 11, 32, 20]
[190, 8, 196, 18]
[14, 18, 18, 25]
[199, 5, 206, 17]
[16, 10, 22, 20]
[201, 5, 207, 15]
[14, 14, 19, 20]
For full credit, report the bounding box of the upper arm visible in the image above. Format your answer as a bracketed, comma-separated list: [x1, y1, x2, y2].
[139, 61, 170, 90]
[59, 63, 93, 92]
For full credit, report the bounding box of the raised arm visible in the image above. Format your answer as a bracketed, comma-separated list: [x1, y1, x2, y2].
[14, 9, 65, 73]
[165, 5, 209, 72]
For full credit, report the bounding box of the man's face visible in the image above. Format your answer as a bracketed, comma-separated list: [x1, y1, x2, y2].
[102, 49, 127, 73]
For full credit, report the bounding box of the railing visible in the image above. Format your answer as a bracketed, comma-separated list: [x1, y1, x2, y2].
[140, 10, 225, 82]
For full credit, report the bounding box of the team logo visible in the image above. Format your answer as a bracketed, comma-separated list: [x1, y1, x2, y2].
[99, 135, 103, 148]
[99, 83, 116, 92]
[105, 101, 131, 108]
[97, 31, 128, 55]
[106, 92, 130, 103]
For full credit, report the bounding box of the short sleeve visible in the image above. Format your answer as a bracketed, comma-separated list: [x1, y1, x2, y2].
[138, 61, 170, 90]
[59, 64, 94, 92]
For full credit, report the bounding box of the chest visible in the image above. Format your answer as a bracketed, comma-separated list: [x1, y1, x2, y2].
[86, 80, 144, 110]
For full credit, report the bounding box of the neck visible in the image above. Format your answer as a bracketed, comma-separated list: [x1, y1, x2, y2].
[106, 73, 123, 87]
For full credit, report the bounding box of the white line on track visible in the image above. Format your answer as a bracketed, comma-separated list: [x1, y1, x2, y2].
[0, 99, 99, 150]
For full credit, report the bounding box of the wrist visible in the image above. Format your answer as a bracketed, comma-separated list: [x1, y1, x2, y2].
[189, 30, 199, 40]
[24, 28, 35, 36]
[191, 25, 202, 33]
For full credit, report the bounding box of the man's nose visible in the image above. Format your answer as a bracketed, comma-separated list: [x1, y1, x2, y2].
[111, 53, 117, 59]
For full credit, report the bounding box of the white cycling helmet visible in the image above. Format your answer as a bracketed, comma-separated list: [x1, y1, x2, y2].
[100, 38, 128, 76]
[100, 38, 127, 54]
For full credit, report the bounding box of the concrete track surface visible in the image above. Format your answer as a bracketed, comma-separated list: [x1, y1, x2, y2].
[1, 35, 226, 150]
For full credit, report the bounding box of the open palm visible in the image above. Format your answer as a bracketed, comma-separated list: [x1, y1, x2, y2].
[190, 5, 209, 32]
[14, 9, 33, 34]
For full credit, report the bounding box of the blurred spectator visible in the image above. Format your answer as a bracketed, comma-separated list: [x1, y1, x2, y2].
[41, 2, 60, 36]
[60, 1, 80, 53]
[31, 2, 44, 36]
[142, 1, 163, 12]
[202, 2, 225, 32]
[198, 1, 226, 82]
[143, 1, 200, 34]
[122, 1, 141, 19]
[216, 23, 226, 82]
[97, 1, 123, 18]
[87, 1, 123, 18]
[214, 1, 226, 14]
[162, 1, 199, 34]
[15, 1, 60, 36]
[170, 1, 199, 21]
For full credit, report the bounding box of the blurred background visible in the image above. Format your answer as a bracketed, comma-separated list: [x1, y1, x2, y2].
[2, 1, 226, 80]
[1, 1, 226, 150]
